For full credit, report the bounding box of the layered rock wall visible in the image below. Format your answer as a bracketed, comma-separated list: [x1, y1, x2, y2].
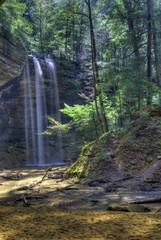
[0, 51, 92, 168]
[0, 34, 27, 168]
[0, 34, 27, 85]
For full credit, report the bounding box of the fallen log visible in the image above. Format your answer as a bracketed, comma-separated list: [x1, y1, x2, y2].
[41, 166, 53, 181]
[15, 167, 53, 192]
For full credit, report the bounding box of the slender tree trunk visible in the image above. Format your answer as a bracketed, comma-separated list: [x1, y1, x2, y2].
[147, 0, 152, 105]
[92, 57, 104, 133]
[118, 87, 123, 127]
[122, 0, 141, 109]
[39, 9, 43, 52]
[72, 15, 75, 56]
[78, 4, 84, 56]
[86, 0, 108, 133]
[91, 104, 99, 138]
[152, 23, 160, 87]
[65, 17, 69, 55]
[79, 15, 83, 54]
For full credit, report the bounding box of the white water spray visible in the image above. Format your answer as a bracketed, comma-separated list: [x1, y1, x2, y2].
[24, 62, 37, 165]
[45, 55, 63, 163]
[24, 55, 63, 166]
[33, 57, 45, 165]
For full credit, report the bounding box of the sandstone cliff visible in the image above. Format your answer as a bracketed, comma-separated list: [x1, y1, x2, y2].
[0, 33, 27, 85]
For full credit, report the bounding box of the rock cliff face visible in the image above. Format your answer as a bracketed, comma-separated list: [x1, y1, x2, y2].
[0, 34, 27, 168]
[0, 53, 90, 168]
[0, 34, 27, 85]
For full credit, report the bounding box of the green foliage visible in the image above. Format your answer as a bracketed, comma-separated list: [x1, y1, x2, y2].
[116, 128, 128, 140]
[99, 132, 112, 144]
[43, 115, 70, 136]
[144, 178, 159, 183]
[0, 0, 32, 43]
[64, 131, 116, 179]
[64, 78, 81, 96]
[147, 156, 153, 164]
[97, 152, 106, 163]
[1, 0, 161, 136]
[60, 103, 98, 139]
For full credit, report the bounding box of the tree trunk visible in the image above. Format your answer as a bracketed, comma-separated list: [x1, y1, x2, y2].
[152, 22, 160, 87]
[77, 4, 84, 57]
[91, 104, 99, 138]
[72, 14, 75, 56]
[118, 87, 123, 127]
[39, 3, 43, 52]
[147, 0, 152, 105]
[93, 69, 104, 133]
[65, 17, 69, 55]
[122, 0, 141, 109]
[86, 0, 108, 133]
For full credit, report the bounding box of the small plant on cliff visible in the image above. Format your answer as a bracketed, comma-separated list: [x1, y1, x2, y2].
[60, 103, 100, 140]
[43, 116, 70, 136]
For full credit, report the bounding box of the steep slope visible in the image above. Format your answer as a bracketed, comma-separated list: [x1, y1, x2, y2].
[64, 106, 161, 191]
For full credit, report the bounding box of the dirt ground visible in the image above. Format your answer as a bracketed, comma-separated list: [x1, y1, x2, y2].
[0, 206, 161, 240]
[0, 167, 161, 240]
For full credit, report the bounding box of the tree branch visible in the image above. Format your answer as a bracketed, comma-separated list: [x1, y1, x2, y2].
[126, 42, 147, 58]
[84, 0, 89, 6]
[71, 10, 89, 19]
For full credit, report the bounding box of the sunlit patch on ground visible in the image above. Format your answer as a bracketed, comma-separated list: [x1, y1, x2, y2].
[0, 207, 161, 240]
[0, 166, 161, 239]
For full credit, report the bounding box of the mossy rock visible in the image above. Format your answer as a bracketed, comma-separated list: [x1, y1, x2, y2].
[107, 203, 151, 212]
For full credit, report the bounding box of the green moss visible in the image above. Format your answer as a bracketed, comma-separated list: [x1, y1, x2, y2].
[64, 133, 114, 179]
[97, 153, 106, 163]
[113, 182, 118, 185]
[147, 156, 153, 164]
[99, 132, 112, 143]
[64, 113, 161, 180]
[144, 178, 159, 183]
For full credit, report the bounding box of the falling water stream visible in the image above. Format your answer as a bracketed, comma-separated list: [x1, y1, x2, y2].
[24, 62, 37, 165]
[24, 55, 63, 166]
[45, 55, 63, 162]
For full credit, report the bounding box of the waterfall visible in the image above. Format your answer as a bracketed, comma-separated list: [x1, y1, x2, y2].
[24, 62, 37, 165]
[45, 55, 63, 163]
[24, 55, 63, 166]
[33, 57, 45, 165]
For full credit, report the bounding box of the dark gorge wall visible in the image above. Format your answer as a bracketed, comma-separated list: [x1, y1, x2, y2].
[0, 34, 27, 168]
[0, 34, 27, 83]
[0, 50, 89, 168]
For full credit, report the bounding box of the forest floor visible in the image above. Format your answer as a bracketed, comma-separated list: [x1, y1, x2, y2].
[0, 166, 161, 239]
[0, 109, 161, 239]
[0, 206, 161, 240]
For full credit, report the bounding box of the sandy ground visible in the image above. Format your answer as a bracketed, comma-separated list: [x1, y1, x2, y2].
[0, 207, 161, 240]
[0, 167, 161, 240]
